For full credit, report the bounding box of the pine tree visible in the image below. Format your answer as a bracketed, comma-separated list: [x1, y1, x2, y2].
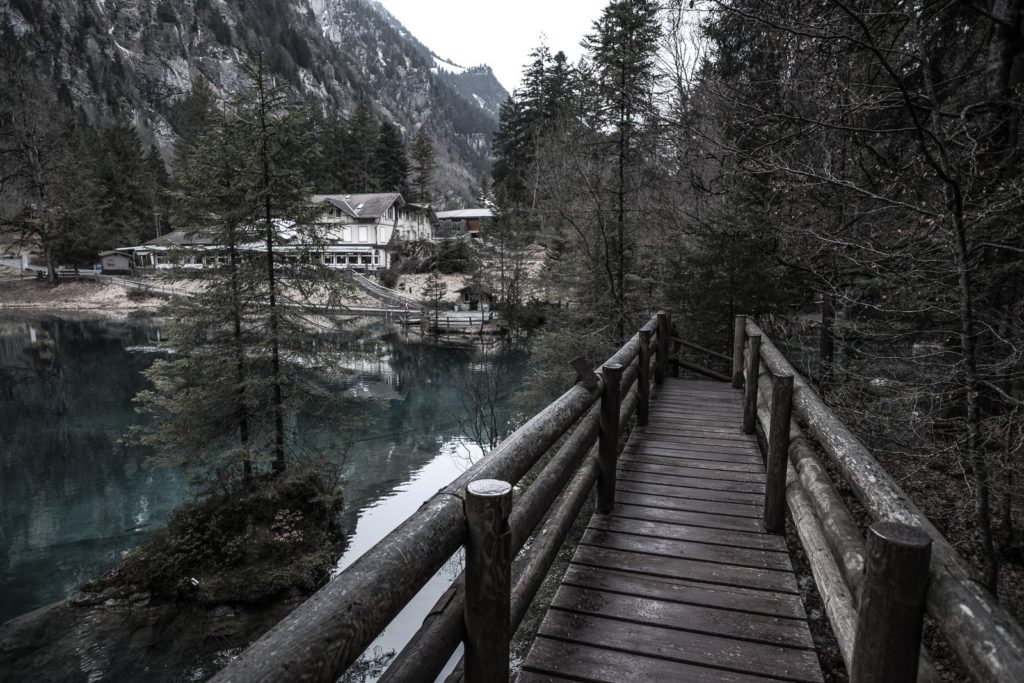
[410, 127, 436, 204]
[132, 57, 347, 477]
[583, 0, 661, 342]
[375, 121, 410, 195]
[0, 59, 96, 281]
[172, 77, 218, 167]
[344, 98, 379, 192]
[421, 268, 448, 331]
[91, 121, 168, 247]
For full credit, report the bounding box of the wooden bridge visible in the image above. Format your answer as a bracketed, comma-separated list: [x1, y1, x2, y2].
[213, 313, 1024, 683]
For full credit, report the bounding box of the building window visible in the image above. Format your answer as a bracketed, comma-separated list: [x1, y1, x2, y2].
[359, 226, 368, 242]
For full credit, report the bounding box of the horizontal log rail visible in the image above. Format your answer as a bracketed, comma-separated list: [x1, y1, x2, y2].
[213, 313, 668, 683]
[666, 334, 731, 382]
[739, 317, 1024, 683]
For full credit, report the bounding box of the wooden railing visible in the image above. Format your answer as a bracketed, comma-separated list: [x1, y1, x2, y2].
[667, 334, 731, 382]
[737, 315, 1024, 683]
[212, 312, 673, 683]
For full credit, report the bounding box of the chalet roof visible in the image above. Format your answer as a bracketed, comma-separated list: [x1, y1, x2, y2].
[435, 209, 493, 220]
[144, 230, 218, 246]
[312, 193, 404, 219]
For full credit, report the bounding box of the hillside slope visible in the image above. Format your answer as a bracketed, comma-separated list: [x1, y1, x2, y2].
[1, 0, 509, 202]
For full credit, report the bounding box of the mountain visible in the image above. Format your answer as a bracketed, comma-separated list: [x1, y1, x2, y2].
[0, 0, 510, 203]
[434, 63, 508, 121]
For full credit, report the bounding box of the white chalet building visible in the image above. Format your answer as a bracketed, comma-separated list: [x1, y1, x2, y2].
[113, 193, 435, 272]
[313, 193, 433, 271]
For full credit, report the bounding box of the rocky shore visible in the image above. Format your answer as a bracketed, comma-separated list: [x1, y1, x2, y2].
[0, 588, 303, 682]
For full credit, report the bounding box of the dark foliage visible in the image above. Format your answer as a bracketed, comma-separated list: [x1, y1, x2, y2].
[83, 463, 345, 605]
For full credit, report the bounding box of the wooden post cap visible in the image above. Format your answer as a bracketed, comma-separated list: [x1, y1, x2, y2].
[467, 479, 513, 498]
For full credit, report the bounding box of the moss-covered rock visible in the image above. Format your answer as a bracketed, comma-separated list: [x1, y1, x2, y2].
[85, 462, 345, 606]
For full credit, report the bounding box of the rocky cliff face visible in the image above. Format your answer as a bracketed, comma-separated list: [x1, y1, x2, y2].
[1, 0, 508, 202]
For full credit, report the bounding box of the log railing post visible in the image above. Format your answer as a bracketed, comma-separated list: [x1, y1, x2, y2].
[742, 334, 761, 434]
[655, 311, 669, 385]
[638, 328, 651, 427]
[597, 363, 623, 512]
[851, 523, 932, 683]
[731, 314, 746, 389]
[764, 373, 794, 533]
[464, 479, 513, 683]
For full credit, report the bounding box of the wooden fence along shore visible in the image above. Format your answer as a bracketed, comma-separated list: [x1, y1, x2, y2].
[211, 313, 1024, 683]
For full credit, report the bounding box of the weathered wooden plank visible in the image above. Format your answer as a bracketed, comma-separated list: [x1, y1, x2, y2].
[623, 448, 764, 471]
[622, 446, 761, 466]
[573, 543, 797, 594]
[652, 396, 741, 407]
[634, 429, 759, 447]
[562, 564, 807, 619]
[618, 456, 765, 483]
[635, 425, 752, 440]
[615, 480, 762, 511]
[646, 413, 743, 428]
[651, 405, 743, 418]
[615, 474, 764, 504]
[616, 465, 765, 493]
[611, 503, 768, 533]
[615, 491, 765, 520]
[537, 611, 822, 682]
[626, 439, 761, 458]
[580, 534, 797, 593]
[630, 436, 761, 456]
[515, 666, 578, 683]
[635, 421, 749, 436]
[581, 525, 789, 571]
[551, 585, 814, 649]
[589, 514, 787, 555]
[522, 637, 772, 683]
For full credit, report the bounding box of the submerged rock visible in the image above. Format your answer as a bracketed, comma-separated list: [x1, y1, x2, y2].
[0, 595, 302, 681]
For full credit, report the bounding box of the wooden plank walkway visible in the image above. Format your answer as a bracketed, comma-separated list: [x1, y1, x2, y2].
[520, 378, 824, 683]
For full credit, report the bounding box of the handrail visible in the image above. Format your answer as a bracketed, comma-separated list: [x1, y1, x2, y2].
[212, 313, 665, 683]
[382, 353, 649, 682]
[743, 317, 1024, 682]
[672, 335, 731, 363]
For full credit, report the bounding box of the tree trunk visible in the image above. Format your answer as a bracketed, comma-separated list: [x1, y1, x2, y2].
[953, 214, 998, 593]
[255, 68, 287, 474]
[228, 237, 252, 480]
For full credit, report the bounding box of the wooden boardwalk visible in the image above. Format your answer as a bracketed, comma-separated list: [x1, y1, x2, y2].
[520, 378, 823, 683]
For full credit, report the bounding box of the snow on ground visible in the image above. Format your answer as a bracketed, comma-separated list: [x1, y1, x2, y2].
[0, 277, 165, 316]
[395, 273, 468, 304]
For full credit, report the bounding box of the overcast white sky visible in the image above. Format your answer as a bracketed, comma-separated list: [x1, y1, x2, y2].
[376, 0, 610, 93]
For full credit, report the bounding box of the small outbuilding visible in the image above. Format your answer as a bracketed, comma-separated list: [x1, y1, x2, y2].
[455, 284, 495, 311]
[98, 250, 133, 275]
[435, 209, 493, 239]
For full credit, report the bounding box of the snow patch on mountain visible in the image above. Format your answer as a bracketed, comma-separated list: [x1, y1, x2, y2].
[433, 56, 467, 74]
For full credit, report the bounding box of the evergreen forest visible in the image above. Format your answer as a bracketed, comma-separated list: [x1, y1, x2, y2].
[490, 0, 1024, 611]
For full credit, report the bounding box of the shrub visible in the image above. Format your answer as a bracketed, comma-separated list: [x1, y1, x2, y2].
[378, 268, 398, 289]
[85, 461, 345, 605]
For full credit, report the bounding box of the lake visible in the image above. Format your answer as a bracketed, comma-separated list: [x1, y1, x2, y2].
[0, 313, 527, 679]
